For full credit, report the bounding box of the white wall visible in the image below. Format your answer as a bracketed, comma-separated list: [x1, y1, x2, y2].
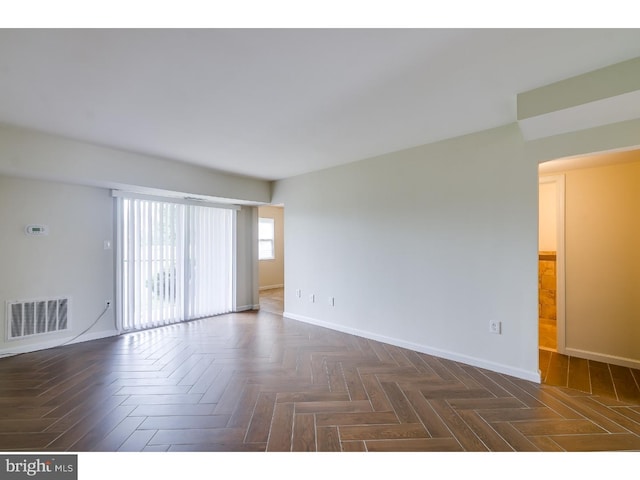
[236, 206, 260, 311]
[538, 182, 557, 252]
[0, 175, 117, 354]
[0, 123, 271, 204]
[258, 206, 284, 290]
[273, 124, 541, 381]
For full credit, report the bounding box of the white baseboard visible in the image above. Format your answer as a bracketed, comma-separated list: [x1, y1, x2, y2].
[235, 304, 261, 312]
[283, 311, 541, 383]
[0, 329, 119, 358]
[259, 284, 284, 291]
[565, 347, 640, 370]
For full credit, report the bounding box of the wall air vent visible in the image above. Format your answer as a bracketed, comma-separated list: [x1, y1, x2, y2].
[6, 297, 70, 340]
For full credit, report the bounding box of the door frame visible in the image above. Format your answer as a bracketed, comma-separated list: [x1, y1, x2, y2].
[539, 174, 566, 354]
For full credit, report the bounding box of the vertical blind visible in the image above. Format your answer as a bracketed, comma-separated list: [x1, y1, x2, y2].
[117, 195, 234, 332]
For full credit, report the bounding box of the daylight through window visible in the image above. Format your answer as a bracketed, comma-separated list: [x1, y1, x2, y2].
[258, 217, 275, 260]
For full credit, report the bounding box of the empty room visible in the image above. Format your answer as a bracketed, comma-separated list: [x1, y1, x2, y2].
[1, 25, 640, 472]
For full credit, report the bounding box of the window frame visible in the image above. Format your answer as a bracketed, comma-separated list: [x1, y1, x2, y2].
[258, 217, 275, 260]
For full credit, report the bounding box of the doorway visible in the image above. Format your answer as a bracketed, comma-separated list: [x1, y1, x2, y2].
[539, 150, 640, 362]
[538, 174, 565, 354]
[258, 205, 285, 315]
[537, 151, 640, 396]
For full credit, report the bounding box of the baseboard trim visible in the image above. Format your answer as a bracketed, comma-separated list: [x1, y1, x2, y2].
[259, 284, 284, 291]
[0, 329, 119, 358]
[283, 311, 541, 383]
[564, 347, 640, 370]
[235, 304, 261, 312]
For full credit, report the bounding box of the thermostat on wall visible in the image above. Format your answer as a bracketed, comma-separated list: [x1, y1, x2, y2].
[25, 225, 49, 236]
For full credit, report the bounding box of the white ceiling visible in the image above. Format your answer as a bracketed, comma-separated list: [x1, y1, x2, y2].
[0, 28, 639, 181]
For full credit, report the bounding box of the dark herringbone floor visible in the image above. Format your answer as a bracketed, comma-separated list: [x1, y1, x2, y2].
[1, 309, 640, 452]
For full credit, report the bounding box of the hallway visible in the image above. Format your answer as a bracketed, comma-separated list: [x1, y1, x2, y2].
[259, 287, 284, 315]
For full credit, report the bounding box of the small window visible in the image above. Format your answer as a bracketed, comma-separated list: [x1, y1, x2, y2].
[258, 217, 275, 260]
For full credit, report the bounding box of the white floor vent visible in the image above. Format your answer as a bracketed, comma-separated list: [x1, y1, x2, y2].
[6, 297, 69, 340]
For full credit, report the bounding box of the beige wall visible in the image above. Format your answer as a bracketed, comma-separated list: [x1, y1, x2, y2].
[561, 158, 640, 364]
[258, 206, 284, 290]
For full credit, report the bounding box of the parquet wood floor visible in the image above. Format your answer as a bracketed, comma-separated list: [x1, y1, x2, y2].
[259, 287, 284, 315]
[1, 310, 640, 452]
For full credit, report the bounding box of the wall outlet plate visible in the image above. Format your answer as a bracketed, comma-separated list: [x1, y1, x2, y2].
[489, 320, 501, 334]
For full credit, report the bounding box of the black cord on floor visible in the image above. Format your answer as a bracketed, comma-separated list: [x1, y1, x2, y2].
[0, 304, 111, 359]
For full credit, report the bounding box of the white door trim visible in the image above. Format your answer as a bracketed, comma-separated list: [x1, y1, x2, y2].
[539, 174, 566, 354]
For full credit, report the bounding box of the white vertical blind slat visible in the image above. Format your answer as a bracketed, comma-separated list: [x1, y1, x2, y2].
[119, 198, 233, 331]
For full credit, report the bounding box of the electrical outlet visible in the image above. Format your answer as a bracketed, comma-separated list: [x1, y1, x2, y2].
[328, 296, 335, 306]
[309, 294, 315, 303]
[489, 320, 501, 334]
[296, 289, 301, 298]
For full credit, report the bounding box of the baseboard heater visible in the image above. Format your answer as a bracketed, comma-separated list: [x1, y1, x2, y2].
[6, 297, 70, 340]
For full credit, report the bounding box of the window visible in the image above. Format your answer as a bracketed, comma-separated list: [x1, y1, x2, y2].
[258, 217, 275, 260]
[116, 194, 235, 331]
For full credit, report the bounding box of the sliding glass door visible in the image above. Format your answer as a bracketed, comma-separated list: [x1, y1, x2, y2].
[116, 194, 235, 332]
